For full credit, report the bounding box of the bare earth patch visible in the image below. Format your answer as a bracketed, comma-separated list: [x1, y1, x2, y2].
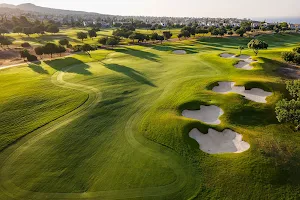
[173, 50, 187, 55]
[212, 82, 272, 103]
[182, 105, 224, 125]
[189, 128, 250, 154]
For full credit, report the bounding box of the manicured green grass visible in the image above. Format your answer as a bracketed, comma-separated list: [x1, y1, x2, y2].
[0, 33, 300, 200]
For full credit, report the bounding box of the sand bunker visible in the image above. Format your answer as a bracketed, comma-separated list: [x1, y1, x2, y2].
[220, 53, 256, 70]
[212, 82, 272, 103]
[182, 105, 224, 125]
[173, 50, 187, 55]
[189, 128, 250, 154]
[220, 53, 235, 58]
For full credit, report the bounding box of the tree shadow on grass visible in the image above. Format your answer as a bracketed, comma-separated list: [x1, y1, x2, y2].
[28, 63, 49, 74]
[45, 57, 92, 75]
[113, 47, 159, 62]
[151, 44, 198, 54]
[227, 105, 278, 126]
[104, 63, 156, 87]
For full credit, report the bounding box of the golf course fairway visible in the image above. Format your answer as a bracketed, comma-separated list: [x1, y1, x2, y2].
[1, 33, 300, 200]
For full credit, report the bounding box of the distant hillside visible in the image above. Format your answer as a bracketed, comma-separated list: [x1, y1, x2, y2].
[0, 3, 105, 17]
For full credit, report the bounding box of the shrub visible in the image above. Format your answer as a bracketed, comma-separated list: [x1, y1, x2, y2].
[293, 47, 300, 54]
[21, 42, 31, 48]
[27, 54, 38, 62]
[73, 45, 82, 52]
[281, 51, 297, 62]
[275, 80, 300, 130]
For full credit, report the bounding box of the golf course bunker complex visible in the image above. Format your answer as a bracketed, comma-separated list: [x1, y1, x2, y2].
[212, 82, 272, 103]
[182, 105, 224, 125]
[220, 53, 235, 58]
[189, 128, 250, 154]
[220, 53, 256, 70]
[173, 50, 187, 54]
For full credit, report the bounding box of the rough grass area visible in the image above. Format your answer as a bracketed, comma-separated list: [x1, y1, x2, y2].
[0, 33, 300, 200]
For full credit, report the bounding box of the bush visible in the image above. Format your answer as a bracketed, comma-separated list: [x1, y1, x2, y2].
[293, 54, 300, 64]
[293, 47, 300, 54]
[275, 80, 300, 130]
[98, 37, 108, 45]
[73, 45, 82, 52]
[21, 42, 31, 48]
[27, 54, 38, 62]
[59, 39, 69, 46]
[282, 51, 297, 62]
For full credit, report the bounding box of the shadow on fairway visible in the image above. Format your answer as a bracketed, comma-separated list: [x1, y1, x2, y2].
[151, 45, 198, 54]
[104, 63, 156, 87]
[45, 57, 92, 75]
[113, 47, 159, 62]
[28, 63, 49, 74]
[227, 105, 278, 126]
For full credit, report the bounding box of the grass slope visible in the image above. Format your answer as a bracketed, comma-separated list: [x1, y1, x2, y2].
[0, 33, 300, 200]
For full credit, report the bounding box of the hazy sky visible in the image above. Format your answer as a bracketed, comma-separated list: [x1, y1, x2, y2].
[3, 0, 300, 18]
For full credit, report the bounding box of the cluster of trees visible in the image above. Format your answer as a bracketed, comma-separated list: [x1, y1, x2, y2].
[176, 23, 250, 40]
[0, 35, 12, 47]
[275, 80, 300, 130]
[19, 49, 37, 62]
[34, 43, 66, 58]
[112, 27, 170, 44]
[0, 16, 59, 36]
[281, 47, 300, 65]
[77, 29, 98, 41]
[98, 37, 120, 46]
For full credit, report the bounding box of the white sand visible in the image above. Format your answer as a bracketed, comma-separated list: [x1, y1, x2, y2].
[220, 53, 235, 58]
[220, 53, 256, 70]
[212, 82, 272, 103]
[189, 128, 250, 154]
[173, 50, 187, 55]
[182, 105, 224, 125]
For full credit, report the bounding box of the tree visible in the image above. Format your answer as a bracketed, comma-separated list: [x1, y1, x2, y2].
[182, 30, 191, 38]
[47, 25, 59, 34]
[19, 49, 30, 60]
[88, 29, 97, 40]
[106, 37, 120, 46]
[13, 26, 22, 34]
[163, 31, 172, 40]
[247, 39, 268, 56]
[27, 54, 38, 62]
[157, 35, 164, 44]
[34, 46, 44, 59]
[43, 43, 58, 58]
[281, 51, 297, 63]
[0, 27, 8, 35]
[98, 37, 108, 45]
[0, 37, 12, 47]
[150, 33, 158, 43]
[56, 45, 66, 56]
[81, 44, 93, 56]
[23, 27, 33, 36]
[293, 47, 300, 54]
[211, 29, 219, 37]
[77, 32, 88, 41]
[59, 39, 69, 46]
[21, 42, 31, 48]
[227, 30, 233, 36]
[177, 33, 183, 40]
[238, 46, 244, 55]
[275, 80, 300, 130]
[236, 28, 246, 37]
[129, 33, 137, 43]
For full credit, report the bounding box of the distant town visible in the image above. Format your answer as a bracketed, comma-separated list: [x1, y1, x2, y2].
[0, 3, 299, 30]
